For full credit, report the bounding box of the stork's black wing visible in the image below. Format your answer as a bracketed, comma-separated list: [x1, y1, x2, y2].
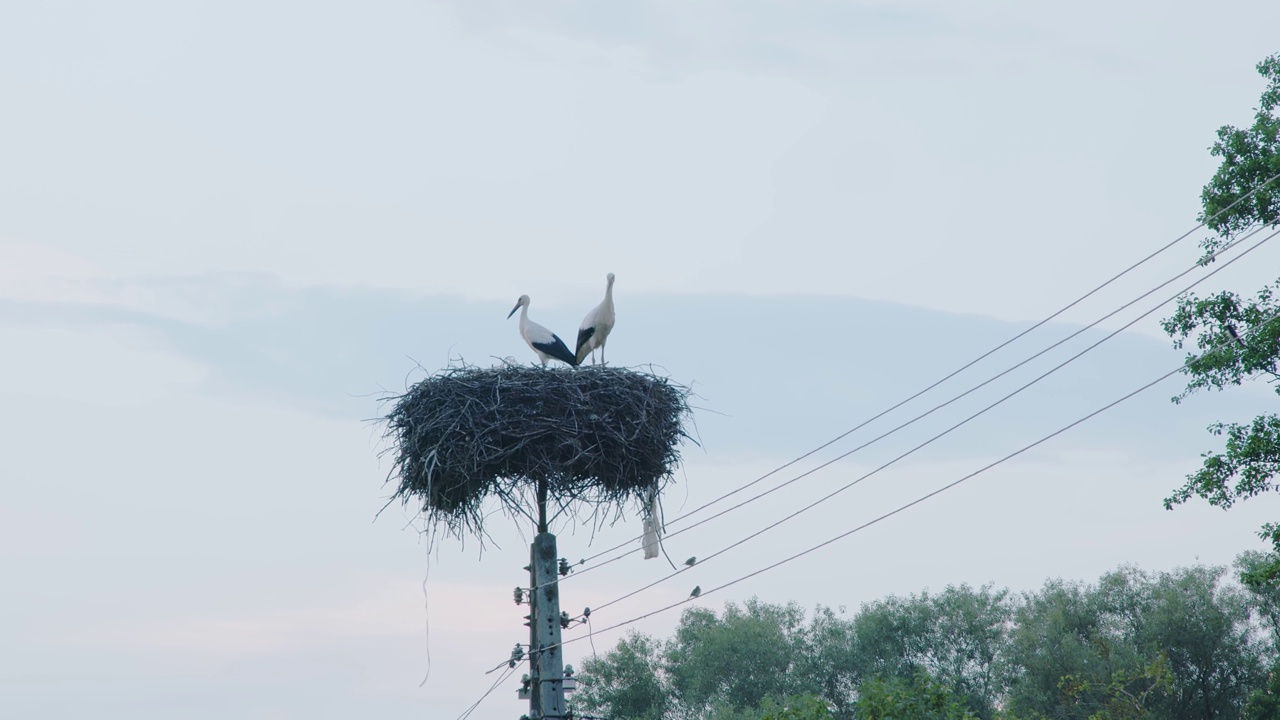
[575, 326, 595, 355]
[534, 333, 578, 366]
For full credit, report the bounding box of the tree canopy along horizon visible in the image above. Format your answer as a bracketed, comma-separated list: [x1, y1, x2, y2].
[573, 554, 1275, 720]
[1161, 52, 1280, 590]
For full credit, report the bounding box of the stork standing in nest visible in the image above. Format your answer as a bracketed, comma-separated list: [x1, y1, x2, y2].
[576, 273, 616, 366]
[508, 295, 578, 367]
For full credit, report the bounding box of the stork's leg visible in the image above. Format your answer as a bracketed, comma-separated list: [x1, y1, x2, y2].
[600, 345, 606, 365]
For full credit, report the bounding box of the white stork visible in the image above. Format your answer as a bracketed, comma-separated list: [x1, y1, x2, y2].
[508, 295, 578, 367]
[575, 273, 616, 365]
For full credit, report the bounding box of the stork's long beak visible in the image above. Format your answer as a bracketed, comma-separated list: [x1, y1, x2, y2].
[507, 303, 520, 319]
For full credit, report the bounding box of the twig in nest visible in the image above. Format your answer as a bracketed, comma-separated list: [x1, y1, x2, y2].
[378, 362, 695, 541]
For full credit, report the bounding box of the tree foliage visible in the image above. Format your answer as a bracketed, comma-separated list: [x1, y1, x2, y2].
[573, 562, 1268, 720]
[1161, 52, 1280, 588]
[1197, 54, 1280, 244]
[1243, 659, 1280, 720]
[1004, 565, 1263, 720]
[759, 695, 837, 720]
[850, 584, 1012, 717]
[853, 672, 977, 720]
[573, 631, 669, 720]
[1055, 653, 1173, 720]
[666, 599, 809, 715]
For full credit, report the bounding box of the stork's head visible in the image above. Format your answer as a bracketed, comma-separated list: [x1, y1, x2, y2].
[507, 294, 530, 319]
[606, 272, 615, 285]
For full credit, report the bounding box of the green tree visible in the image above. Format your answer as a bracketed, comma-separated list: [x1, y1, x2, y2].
[1006, 565, 1265, 720]
[793, 605, 859, 720]
[665, 599, 809, 716]
[1006, 577, 1141, 719]
[1162, 52, 1280, 587]
[759, 694, 838, 720]
[1235, 551, 1280, 720]
[575, 564, 1266, 720]
[1143, 566, 1264, 719]
[1237, 551, 1280, 640]
[854, 671, 977, 720]
[576, 598, 859, 720]
[850, 584, 1012, 718]
[1243, 662, 1280, 720]
[1057, 653, 1174, 720]
[574, 630, 671, 720]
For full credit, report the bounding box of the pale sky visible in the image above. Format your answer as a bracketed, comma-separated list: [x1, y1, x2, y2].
[3, 2, 1280, 719]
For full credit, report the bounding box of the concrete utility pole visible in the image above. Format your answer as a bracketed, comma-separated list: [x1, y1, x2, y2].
[527, 480, 566, 719]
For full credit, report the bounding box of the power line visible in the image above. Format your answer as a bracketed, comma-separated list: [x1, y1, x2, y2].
[479, 192, 1280, 710]
[532, 172, 1280, 588]
[532, 218, 1274, 595]
[457, 664, 516, 720]
[580, 227, 1278, 614]
[563, 224, 1270, 590]
[524, 294, 1280, 659]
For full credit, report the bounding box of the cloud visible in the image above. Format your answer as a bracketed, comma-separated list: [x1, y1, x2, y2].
[58, 576, 513, 657]
[2, 271, 1265, 463]
[0, 316, 208, 405]
[0, 237, 111, 304]
[433, 0, 956, 80]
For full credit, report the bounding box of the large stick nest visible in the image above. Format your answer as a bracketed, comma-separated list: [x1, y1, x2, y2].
[379, 362, 695, 540]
